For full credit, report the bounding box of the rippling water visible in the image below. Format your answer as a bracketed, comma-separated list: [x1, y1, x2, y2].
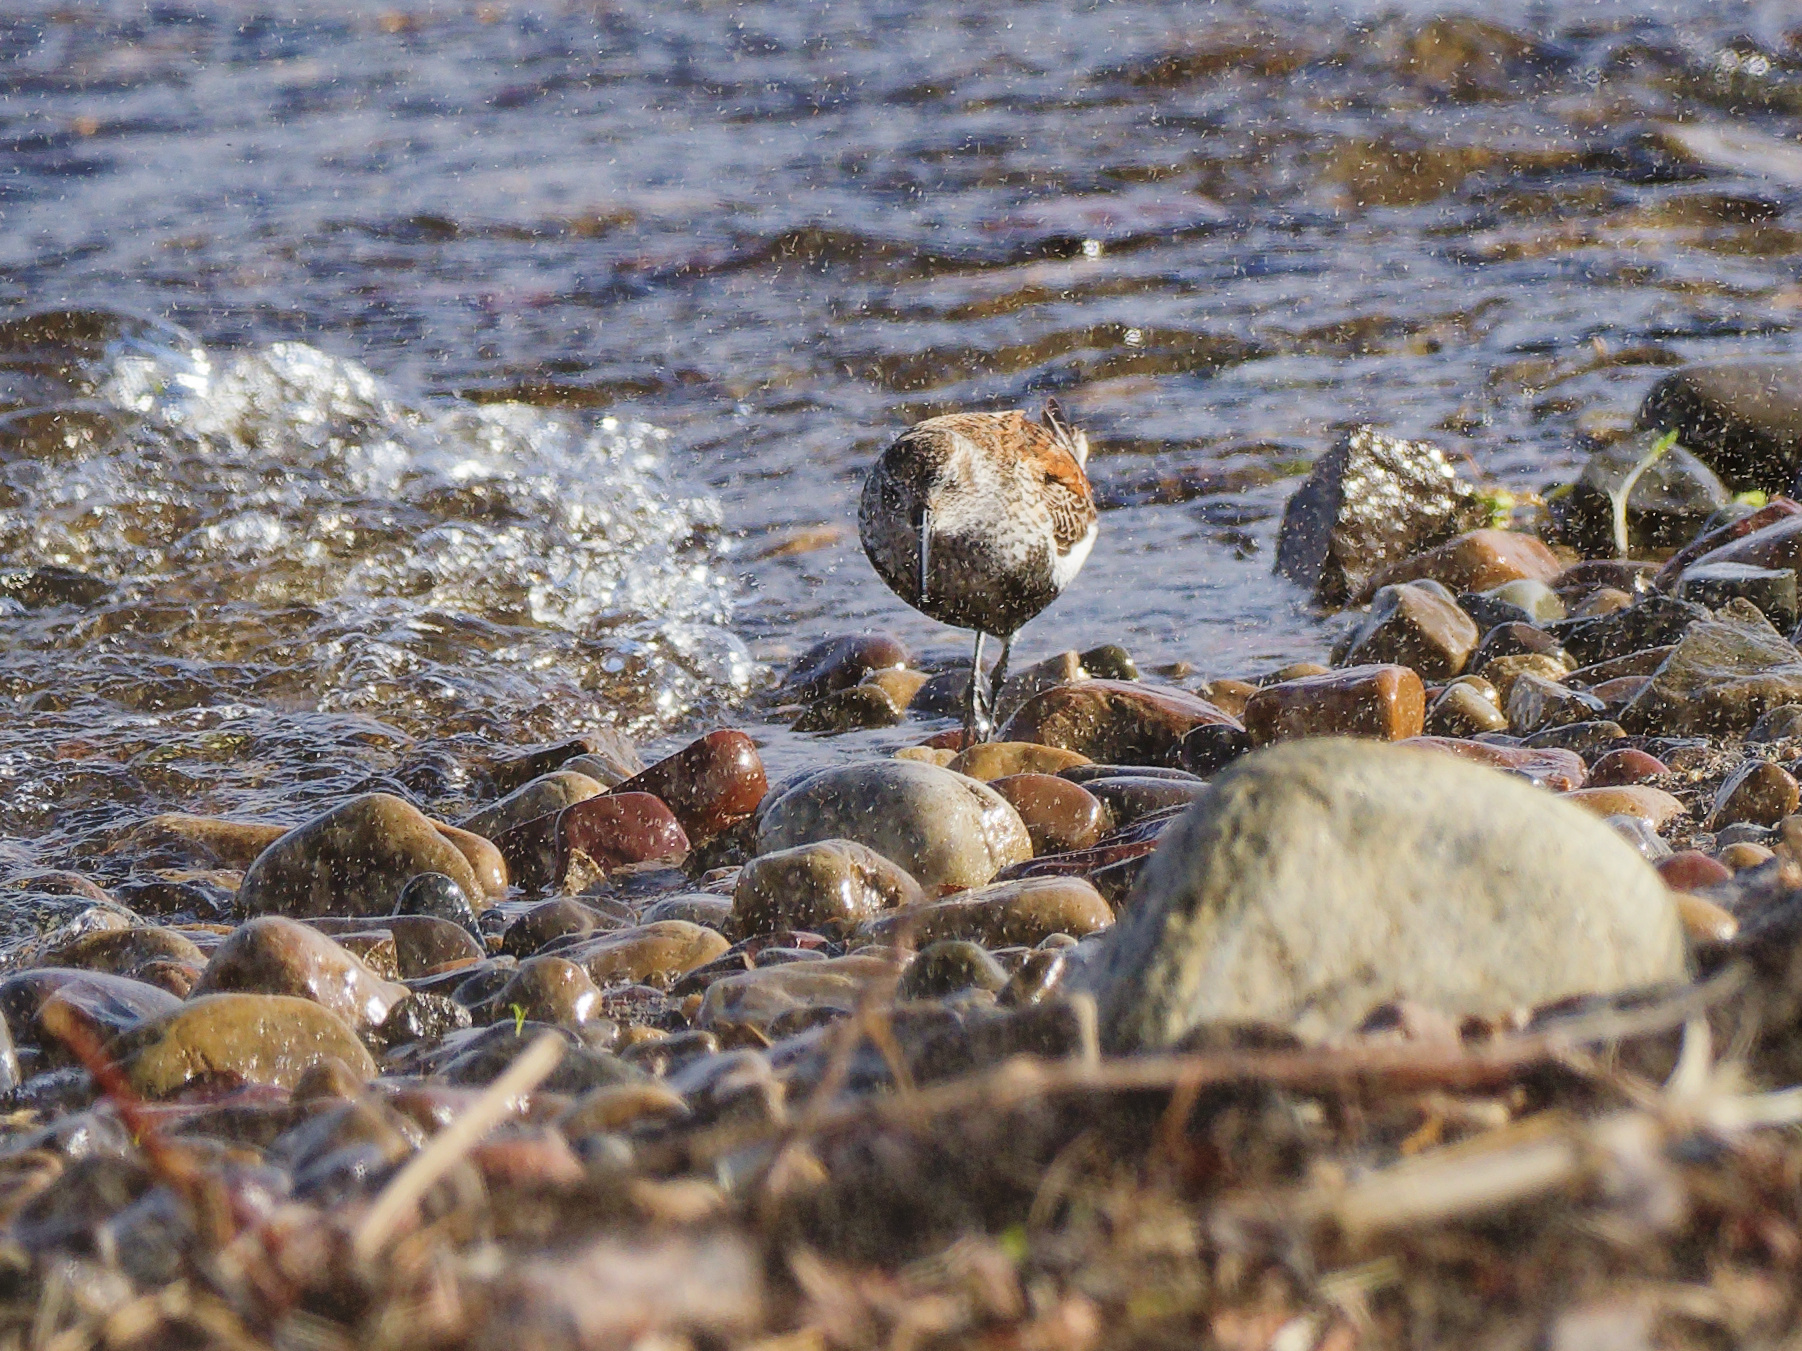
[4, 0, 1802, 868]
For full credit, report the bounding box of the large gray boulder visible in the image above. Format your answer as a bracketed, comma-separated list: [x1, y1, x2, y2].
[1085, 739, 1687, 1048]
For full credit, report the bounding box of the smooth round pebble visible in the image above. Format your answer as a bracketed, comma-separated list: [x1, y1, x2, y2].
[1586, 748, 1668, 788]
[987, 774, 1109, 855]
[1656, 850, 1732, 892]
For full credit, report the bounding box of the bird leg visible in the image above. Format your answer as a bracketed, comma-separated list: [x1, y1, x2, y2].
[987, 632, 1015, 736]
[963, 630, 990, 748]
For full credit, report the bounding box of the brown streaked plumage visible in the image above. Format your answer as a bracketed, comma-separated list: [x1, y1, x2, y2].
[859, 401, 1099, 743]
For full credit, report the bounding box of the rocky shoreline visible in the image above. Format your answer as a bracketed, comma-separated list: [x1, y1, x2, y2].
[12, 364, 1802, 1346]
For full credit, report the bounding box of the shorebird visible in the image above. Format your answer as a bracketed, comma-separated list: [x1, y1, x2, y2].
[859, 401, 1099, 744]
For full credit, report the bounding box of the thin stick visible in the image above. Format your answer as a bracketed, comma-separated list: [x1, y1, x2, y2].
[352, 1031, 565, 1263]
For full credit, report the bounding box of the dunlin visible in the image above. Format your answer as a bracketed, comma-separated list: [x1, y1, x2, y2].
[859, 401, 1098, 743]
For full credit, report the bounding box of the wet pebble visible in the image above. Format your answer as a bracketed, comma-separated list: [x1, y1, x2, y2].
[115, 993, 375, 1098]
[44, 927, 204, 987]
[1243, 664, 1424, 744]
[564, 921, 731, 989]
[383, 915, 484, 977]
[459, 771, 604, 841]
[1718, 841, 1775, 871]
[613, 731, 769, 842]
[733, 839, 922, 939]
[1563, 785, 1687, 829]
[793, 685, 904, 733]
[238, 793, 484, 920]
[1335, 580, 1479, 678]
[695, 955, 897, 1034]
[896, 941, 1009, 1000]
[502, 898, 625, 959]
[1480, 653, 1573, 706]
[757, 760, 1030, 893]
[1708, 759, 1800, 829]
[392, 871, 482, 935]
[1082, 775, 1206, 827]
[468, 956, 605, 1029]
[559, 792, 690, 883]
[192, 917, 407, 1032]
[1001, 680, 1242, 767]
[1656, 851, 1733, 891]
[1360, 527, 1563, 602]
[1506, 673, 1606, 735]
[853, 876, 1112, 948]
[1424, 679, 1509, 736]
[639, 893, 736, 931]
[987, 773, 1108, 855]
[780, 633, 909, 703]
[1587, 748, 1668, 787]
[0, 970, 179, 1069]
[1749, 704, 1802, 742]
[946, 741, 1091, 781]
[1621, 601, 1802, 735]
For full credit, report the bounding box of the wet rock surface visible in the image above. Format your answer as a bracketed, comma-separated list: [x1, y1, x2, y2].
[1084, 740, 1685, 1048]
[1639, 361, 1802, 495]
[1274, 425, 1487, 607]
[733, 839, 923, 938]
[1002, 679, 1242, 766]
[115, 993, 376, 1097]
[239, 794, 484, 920]
[192, 917, 408, 1032]
[757, 760, 1031, 892]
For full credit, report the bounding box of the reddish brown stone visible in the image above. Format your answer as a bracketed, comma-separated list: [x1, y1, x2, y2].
[1657, 851, 1732, 892]
[1655, 497, 1802, 588]
[1358, 528, 1563, 602]
[988, 773, 1109, 855]
[1244, 665, 1424, 745]
[613, 730, 767, 840]
[778, 633, 908, 702]
[1001, 680, 1240, 767]
[1586, 748, 1668, 788]
[1400, 737, 1588, 792]
[557, 793, 689, 882]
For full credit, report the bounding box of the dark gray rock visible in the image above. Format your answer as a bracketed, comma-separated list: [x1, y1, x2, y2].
[1638, 361, 1802, 495]
[1275, 426, 1489, 608]
[1549, 593, 1710, 666]
[1549, 429, 1728, 558]
[1622, 599, 1802, 736]
[1677, 561, 1799, 631]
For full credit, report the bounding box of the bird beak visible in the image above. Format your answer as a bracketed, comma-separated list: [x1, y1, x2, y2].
[918, 507, 932, 604]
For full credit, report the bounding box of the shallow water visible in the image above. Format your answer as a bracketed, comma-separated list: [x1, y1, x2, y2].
[4, 0, 1802, 867]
